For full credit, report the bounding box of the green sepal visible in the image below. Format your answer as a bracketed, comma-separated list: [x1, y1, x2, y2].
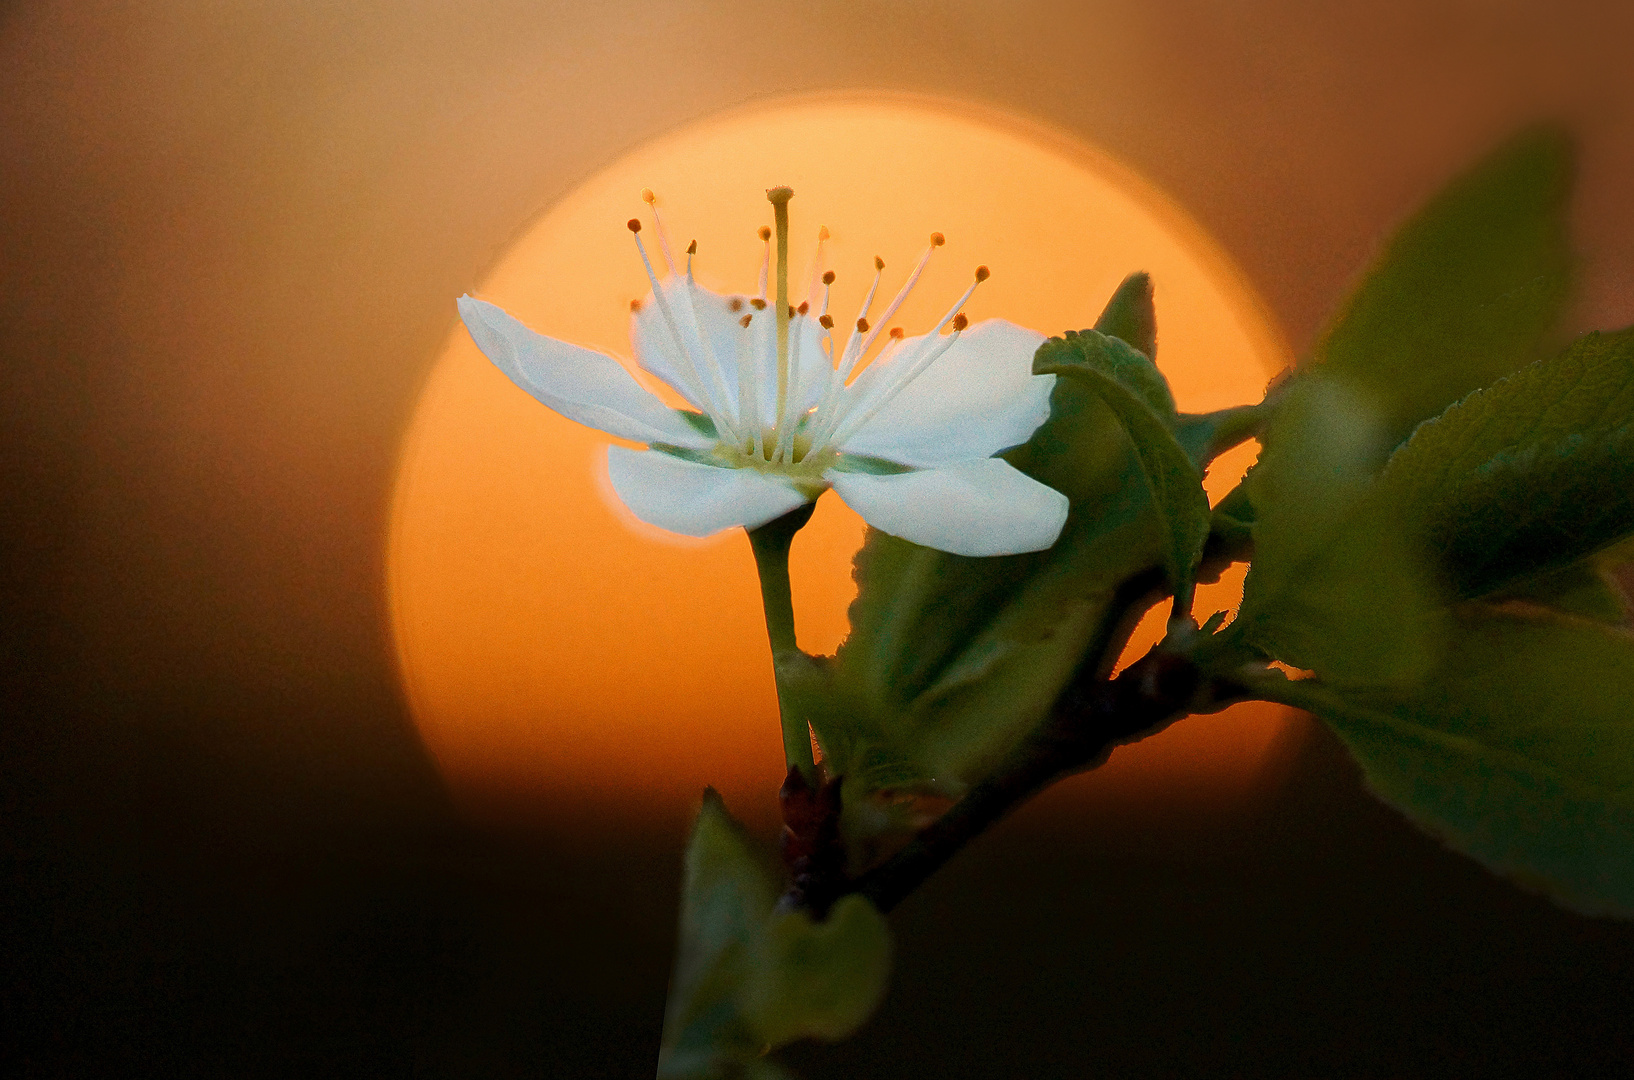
[1253, 607, 1634, 917]
[1034, 329, 1211, 608]
[658, 793, 892, 1080]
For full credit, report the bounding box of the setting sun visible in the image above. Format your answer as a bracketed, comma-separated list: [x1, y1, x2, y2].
[387, 96, 1299, 823]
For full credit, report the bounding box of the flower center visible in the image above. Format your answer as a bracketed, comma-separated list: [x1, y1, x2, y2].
[629, 189, 991, 469]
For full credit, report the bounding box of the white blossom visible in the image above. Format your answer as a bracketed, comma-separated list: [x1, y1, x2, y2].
[458, 189, 1068, 557]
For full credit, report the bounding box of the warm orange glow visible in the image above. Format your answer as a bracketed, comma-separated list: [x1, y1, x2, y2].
[388, 97, 1298, 825]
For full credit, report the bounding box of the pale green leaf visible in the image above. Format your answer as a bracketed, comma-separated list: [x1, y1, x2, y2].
[1260, 608, 1634, 916]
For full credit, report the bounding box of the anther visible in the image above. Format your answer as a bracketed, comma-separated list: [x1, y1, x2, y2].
[818, 225, 830, 241]
[889, 327, 904, 339]
[952, 313, 969, 331]
[975, 265, 990, 282]
[641, 188, 656, 204]
[822, 270, 835, 285]
[874, 256, 885, 270]
[797, 301, 809, 315]
[687, 239, 697, 255]
[751, 298, 767, 310]
[729, 298, 744, 312]
[739, 314, 753, 328]
[789, 305, 797, 318]
[626, 219, 642, 233]
[819, 314, 834, 329]
[758, 226, 772, 241]
[856, 317, 870, 332]
[630, 299, 641, 312]
[930, 232, 945, 247]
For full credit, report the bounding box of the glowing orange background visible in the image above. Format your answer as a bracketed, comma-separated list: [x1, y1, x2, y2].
[389, 98, 1300, 824]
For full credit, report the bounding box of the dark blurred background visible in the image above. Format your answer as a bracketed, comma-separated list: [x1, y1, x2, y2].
[5, 2, 1634, 1076]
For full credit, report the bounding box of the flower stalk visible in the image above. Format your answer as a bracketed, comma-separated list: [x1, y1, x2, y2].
[747, 502, 819, 783]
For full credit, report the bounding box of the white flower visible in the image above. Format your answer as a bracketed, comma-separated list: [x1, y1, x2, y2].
[457, 188, 1068, 557]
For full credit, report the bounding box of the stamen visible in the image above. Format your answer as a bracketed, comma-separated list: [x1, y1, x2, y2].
[630, 299, 641, 312]
[856, 231, 942, 362]
[641, 189, 677, 274]
[952, 312, 969, 331]
[732, 315, 764, 458]
[818, 314, 834, 329]
[629, 226, 739, 442]
[757, 225, 772, 300]
[750, 298, 768, 310]
[804, 225, 830, 308]
[856, 318, 870, 333]
[685, 239, 697, 279]
[729, 297, 744, 313]
[797, 301, 809, 315]
[822, 270, 836, 284]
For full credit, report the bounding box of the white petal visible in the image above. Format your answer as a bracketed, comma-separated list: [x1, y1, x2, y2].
[607, 445, 813, 537]
[827, 458, 1068, 557]
[460, 296, 712, 449]
[838, 319, 1053, 467]
[633, 283, 829, 428]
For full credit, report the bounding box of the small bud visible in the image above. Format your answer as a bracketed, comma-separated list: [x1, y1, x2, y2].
[626, 219, 642, 233]
[974, 265, 990, 282]
[856, 317, 870, 333]
[930, 232, 945, 247]
[818, 314, 834, 329]
[758, 226, 772, 241]
[952, 313, 969, 331]
[822, 270, 835, 285]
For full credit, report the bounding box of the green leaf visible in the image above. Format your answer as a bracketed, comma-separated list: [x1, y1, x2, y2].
[1372, 327, 1634, 600]
[659, 794, 893, 1080]
[1034, 330, 1211, 606]
[1091, 271, 1157, 361]
[741, 896, 891, 1046]
[1233, 374, 1446, 684]
[1257, 608, 1634, 916]
[1493, 561, 1629, 625]
[1311, 125, 1573, 454]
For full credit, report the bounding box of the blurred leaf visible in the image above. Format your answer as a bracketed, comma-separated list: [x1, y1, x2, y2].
[1261, 608, 1634, 916]
[1373, 327, 1634, 599]
[1035, 330, 1211, 605]
[1311, 125, 1573, 455]
[1233, 375, 1447, 684]
[741, 896, 891, 1047]
[659, 794, 892, 1080]
[1493, 561, 1629, 625]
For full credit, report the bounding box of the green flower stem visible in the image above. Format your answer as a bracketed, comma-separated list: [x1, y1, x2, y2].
[748, 503, 819, 783]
